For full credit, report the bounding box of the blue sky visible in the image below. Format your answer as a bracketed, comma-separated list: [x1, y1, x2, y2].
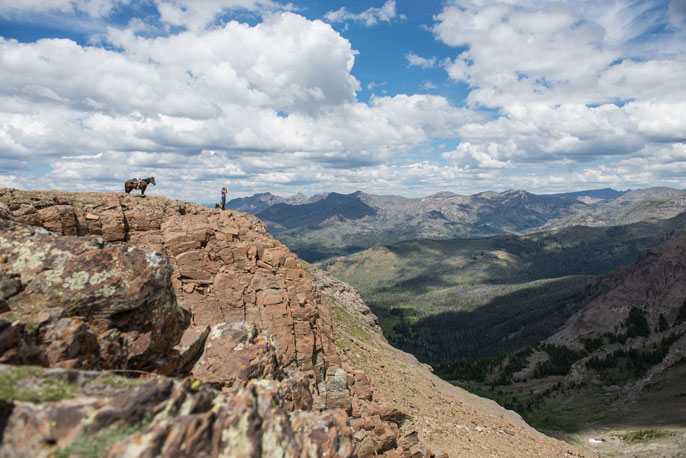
[1, 0, 685, 201]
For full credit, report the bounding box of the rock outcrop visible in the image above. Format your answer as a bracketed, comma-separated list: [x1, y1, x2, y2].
[0, 188, 593, 457]
[309, 265, 382, 333]
[2, 189, 336, 375]
[0, 216, 187, 371]
[0, 365, 353, 458]
[0, 189, 430, 457]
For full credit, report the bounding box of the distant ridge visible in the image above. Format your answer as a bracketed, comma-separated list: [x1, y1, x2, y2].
[215, 187, 686, 262]
[225, 192, 327, 213]
[546, 188, 627, 200]
[256, 192, 377, 229]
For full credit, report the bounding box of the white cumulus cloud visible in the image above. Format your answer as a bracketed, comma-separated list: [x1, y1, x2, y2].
[324, 0, 404, 27]
[433, 0, 686, 183]
[0, 11, 479, 199]
[406, 52, 437, 69]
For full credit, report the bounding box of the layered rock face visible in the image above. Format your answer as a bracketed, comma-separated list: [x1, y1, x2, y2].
[0, 189, 436, 457]
[2, 189, 337, 376]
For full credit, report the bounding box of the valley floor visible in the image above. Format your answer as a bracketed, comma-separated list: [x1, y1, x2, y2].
[576, 426, 686, 457]
[457, 358, 686, 457]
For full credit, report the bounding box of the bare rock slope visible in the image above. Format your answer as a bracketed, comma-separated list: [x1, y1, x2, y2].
[0, 188, 591, 457]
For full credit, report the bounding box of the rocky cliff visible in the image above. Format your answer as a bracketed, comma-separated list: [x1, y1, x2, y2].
[0, 188, 591, 457]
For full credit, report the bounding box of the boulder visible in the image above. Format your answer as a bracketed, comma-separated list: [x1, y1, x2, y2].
[191, 321, 280, 388]
[0, 217, 187, 370]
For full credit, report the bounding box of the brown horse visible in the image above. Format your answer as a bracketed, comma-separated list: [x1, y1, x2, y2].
[125, 177, 156, 196]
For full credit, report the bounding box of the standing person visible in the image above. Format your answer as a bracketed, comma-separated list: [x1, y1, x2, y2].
[221, 187, 227, 210]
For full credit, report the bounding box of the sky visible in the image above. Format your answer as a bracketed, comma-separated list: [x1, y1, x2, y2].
[1, 0, 685, 202]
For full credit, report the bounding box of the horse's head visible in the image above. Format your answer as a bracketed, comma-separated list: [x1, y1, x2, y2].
[150, 177, 156, 185]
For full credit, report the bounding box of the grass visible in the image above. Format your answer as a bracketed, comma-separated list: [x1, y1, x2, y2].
[93, 373, 151, 388]
[458, 377, 611, 436]
[325, 294, 376, 364]
[616, 429, 675, 442]
[329, 299, 374, 343]
[54, 414, 154, 458]
[0, 366, 79, 403]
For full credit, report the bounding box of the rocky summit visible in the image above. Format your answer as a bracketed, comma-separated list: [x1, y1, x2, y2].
[0, 188, 591, 457]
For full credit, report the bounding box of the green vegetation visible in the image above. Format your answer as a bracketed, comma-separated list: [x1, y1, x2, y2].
[625, 306, 650, 338]
[675, 299, 686, 326]
[0, 366, 79, 403]
[533, 344, 586, 378]
[55, 414, 154, 458]
[434, 355, 503, 382]
[617, 429, 675, 442]
[459, 357, 686, 439]
[459, 378, 594, 433]
[309, 206, 686, 446]
[659, 313, 668, 332]
[322, 215, 685, 366]
[496, 347, 534, 384]
[586, 333, 680, 382]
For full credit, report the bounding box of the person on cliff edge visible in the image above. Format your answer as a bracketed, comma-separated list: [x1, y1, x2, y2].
[221, 187, 227, 210]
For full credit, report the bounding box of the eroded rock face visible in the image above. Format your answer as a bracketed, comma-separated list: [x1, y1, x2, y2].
[551, 235, 686, 343]
[0, 217, 187, 371]
[0, 189, 437, 458]
[0, 189, 339, 378]
[309, 265, 382, 333]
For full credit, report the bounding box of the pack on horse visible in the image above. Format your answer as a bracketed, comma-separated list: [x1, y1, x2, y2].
[125, 177, 156, 196]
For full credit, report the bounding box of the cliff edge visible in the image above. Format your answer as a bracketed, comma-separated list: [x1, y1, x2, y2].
[0, 188, 592, 457]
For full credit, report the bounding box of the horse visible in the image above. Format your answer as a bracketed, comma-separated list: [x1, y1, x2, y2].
[125, 177, 156, 196]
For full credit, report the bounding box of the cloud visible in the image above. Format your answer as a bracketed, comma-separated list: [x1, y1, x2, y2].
[669, 0, 686, 28]
[0, 12, 480, 199]
[433, 0, 686, 178]
[406, 52, 437, 69]
[2, 1, 685, 199]
[324, 0, 405, 27]
[0, 1, 294, 31]
[154, 0, 292, 30]
[0, 0, 128, 18]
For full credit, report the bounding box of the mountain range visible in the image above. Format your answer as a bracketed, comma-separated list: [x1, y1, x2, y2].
[224, 187, 686, 262]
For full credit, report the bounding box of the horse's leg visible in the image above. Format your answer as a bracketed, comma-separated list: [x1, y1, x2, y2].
[141, 184, 146, 196]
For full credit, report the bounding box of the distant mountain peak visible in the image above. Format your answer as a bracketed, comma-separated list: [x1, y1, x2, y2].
[427, 191, 459, 199]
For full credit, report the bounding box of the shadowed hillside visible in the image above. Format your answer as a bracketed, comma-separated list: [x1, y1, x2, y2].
[449, 235, 686, 456]
[322, 213, 686, 364]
